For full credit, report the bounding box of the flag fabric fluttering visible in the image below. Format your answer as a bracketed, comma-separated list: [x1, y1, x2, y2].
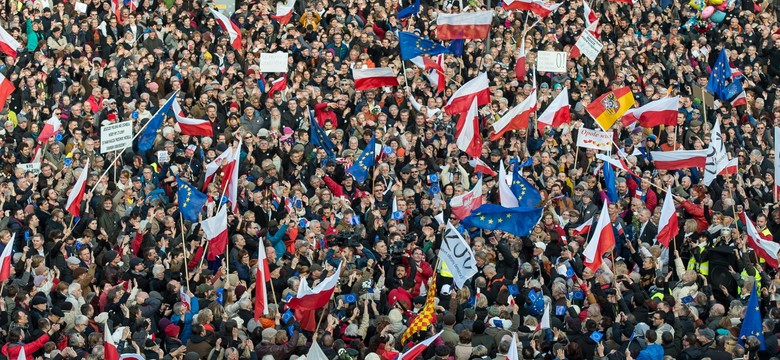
[511, 161, 541, 208]
[254, 243, 271, 319]
[450, 177, 483, 220]
[435, 11, 494, 40]
[211, 8, 242, 50]
[65, 160, 90, 217]
[346, 136, 377, 183]
[138, 92, 178, 152]
[38, 114, 62, 144]
[352, 67, 399, 90]
[656, 187, 678, 248]
[502, 0, 562, 17]
[738, 283, 766, 350]
[582, 201, 615, 271]
[703, 119, 730, 186]
[603, 161, 618, 203]
[401, 277, 438, 343]
[706, 48, 733, 101]
[201, 207, 229, 261]
[744, 212, 780, 269]
[621, 96, 679, 128]
[461, 204, 543, 237]
[310, 117, 336, 158]
[0, 25, 20, 60]
[445, 72, 490, 115]
[469, 157, 497, 176]
[650, 150, 708, 170]
[172, 98, 213, 137]
[537, 87, 571, 131]
[287, 261, 343, 310]
[398, 332, 443, 360]
[0, 234, 14, 282]
[104, 323, 120, 360]
[491, 90, 537, 140]
[177, 178, 208, 222]
[455, 98, 483, 158]
[586, 86, 635, 131]
[397, 0, 421, 19]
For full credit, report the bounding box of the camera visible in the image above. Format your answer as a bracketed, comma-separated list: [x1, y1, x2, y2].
[329, 230, 361, 248]
[389, 240, 406, 265]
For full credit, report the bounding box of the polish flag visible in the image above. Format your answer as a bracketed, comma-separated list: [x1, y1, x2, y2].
[514, 40, 526, 81]
[225, 139, 242, 212]
[656, 187, 678, 248]
[65, 160, 90, 217]
[201, 207, 229, 261]
[254, 243, 271, 319]
[445, 72, 490, 115]
[744, 212, 780, 269]
[202, 147, 234, 191]
[104, 323, 120, 360]
[172, 98, 213, 137]
[269, 75, 287, 95]
[211, 9, 242, 50]
[398, 331, 443, 360]
[0, 73, 15, 112]
[535, 303, 551, 331]
[583, 1, 597, 27]
[502, 0, 562, 17]
[38, 114, 62, 144]
[128, 0, 139, 11]
[179, 287, 192, 311]
[450, 177, 483, 220]
[111, 0, 122, 24]
[730, 90, 747, 107]
[537, 87, 570, 131]
[456, 98, 483, 158]
[469, 157, 497, 176]
[595, 154, 639, 178]
[498, 161, 518, 208]
[730, 67, 744, 79]
[571, 217, 593, 236]
[582, 201, 615, 271]
[0, 26, 20, 60]
[621, 96, 679, 128]
[410, 55, 445, 93]
[650, 150, 708, 170]
[569, 20, 599, 59]
[271, 4, 294, 25]
[287, 261, 343, 310]
[719, 157, 738, 175]
[436, 11, 494, 40]
[352, 67, 399, 90]
[0, 234, 14, 282]
[490, 90, 537, 140]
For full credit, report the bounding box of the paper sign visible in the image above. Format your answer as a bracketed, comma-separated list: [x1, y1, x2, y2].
[577, 127, 612, 151]
[75, 2, 88, 13]
[259, 52, 289, 73]
[536, 51, 568, 73]
[17, 163, 41, 175]
[575, 31, 603, 62]
[100, 121, 133, 153]
[157, 150, 169, 164]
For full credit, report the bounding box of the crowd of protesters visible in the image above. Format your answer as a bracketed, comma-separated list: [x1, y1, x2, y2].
[0, 0, 778, 359]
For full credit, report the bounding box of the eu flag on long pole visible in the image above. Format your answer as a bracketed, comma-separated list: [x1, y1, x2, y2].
[738, 283, 766, 350]
[310, 117, 336, 158]
[399, 31, 451, 60]
[511, 162, 541, 208]
[461, 204, 543, 237]
[347, 136, 376, 183]
[706, 48, 732, 101]
[177, 177, 208, 222]
[138, 92, 178, 152]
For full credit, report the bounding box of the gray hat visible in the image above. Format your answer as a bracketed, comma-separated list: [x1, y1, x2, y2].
[66, 257, 81, 266]
[698, 328, 716, 340]
[262, 328, 278, 341]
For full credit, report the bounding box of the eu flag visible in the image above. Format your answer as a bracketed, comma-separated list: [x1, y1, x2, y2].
[511, 163, 541, 208]
[347, 136, 376, 183]
[461, 204, 543, 237]
[449, 39, 464, 57]
[738, 283, 766, 350]
[397, 0, 420, 19]
[722, 77, 744, 102]
[399, 31, 450, 61]
[310, 117, 336, 158]
[177, 177, 208, 222]
[603, 162, 618, 203]
[706, 48, 733, 101]
[138, 92, 178, 152]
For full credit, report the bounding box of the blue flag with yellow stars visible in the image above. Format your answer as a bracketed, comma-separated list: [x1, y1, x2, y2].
[177, 177, 208, 222]
[347, 136, 377, 183]
[461, 204, 543, 237]
[399, 31, 451, 61]
[738, 283, 765, 350]
[397, 0, 420, 19]
[706, 48, 733, 101]
[138, 91, 178, 152]
[511, 163, 542, 208]
[310, 117, 336, 158]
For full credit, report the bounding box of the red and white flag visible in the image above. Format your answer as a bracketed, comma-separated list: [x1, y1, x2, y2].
[211, 9, 242, 50]
[201, 207, 229, 261]
[445, 72, 490, 115]
[398, 331, 443, 360]
[352, 67, 399, 90]
[179, 287, 192, 311]
[271, 3, 294, 24]
[104, 323, 120, 360]
[456, 98, 483, 158]
[650, 149, 708, 171]
[0, 73, 15, 112]
[287, 261, 343, 310]
[111, 0, 122, 24]
[65, 160, 90, 217]
[514, 40, 526, 81]
[583, 1, 597, 27]
[450, 177, 483, 220]
[537, 87, 570, 131]
[254, 244, 271, 319]
[621, 96, 679, 128]
[502, 0, 562, 17]
[436, 11, 494, 40]
[582, 201, 615, 271]
[202, 147, 234, 191]
[571, 217, 593, 236]
[410, 55, 445, 93]
[656, 187, 678, 248]
[172, 98, 213, 137]
[596, 154, 639, 178]
[491, 90, 537, 140]
[719, 157, 738, 175]
[731, 90, 747, 107]
[0, 26, 20, 60]
[507, 334, 519, 360]
[0, 234, 14, 282]
[730, 67, 744, 79]
[744, 212, 780, 269]
[569, 20, 599, 59]
[269, 75, 287, 97]
[704, 119, 730, 185]
[468, 157, 497, 176]
[38, 114, 62, 144]
[226, 140, 242, 212]
[498, 161, 517, 208]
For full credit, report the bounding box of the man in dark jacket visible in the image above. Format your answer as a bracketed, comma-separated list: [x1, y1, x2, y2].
[255, 323, 301, 359]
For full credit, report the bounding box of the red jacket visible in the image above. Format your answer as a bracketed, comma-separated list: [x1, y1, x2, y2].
[681, 200, 710, 232]
[1, 334, 49, 360]
[403, 259, 434, 297]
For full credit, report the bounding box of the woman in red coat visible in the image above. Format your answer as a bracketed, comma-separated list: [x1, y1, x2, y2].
[0, 326, 53, 360]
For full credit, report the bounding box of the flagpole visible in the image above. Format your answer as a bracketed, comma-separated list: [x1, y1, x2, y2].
[198, 241, 210, 269]
[180, 213, 191, 293]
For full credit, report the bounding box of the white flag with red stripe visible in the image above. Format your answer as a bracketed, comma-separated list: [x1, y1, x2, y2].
[287, 261, 343, 310]
[537, 87, 570, 131]
[456, 98, 483, 158]
[491, 89, 537, 140]
[436, 11, 493, 40]
[0, 73, 15, 113]
[656, 187, 678, 248]
[271, 3, 294, 24]
[445, 72, 490, 115]
[203, 147, 234, 191]
[621, 96, 679, 128]
[0, 26, 20, 60]
[226, 140, 242, 212]
[469, 157, 497, 176]
[65, 160, 90, 217]
[202, 207, 229, 261]
[450, 177, 483, 220]
[254, 243, 271, 319]
[172, 98, 213, 137]
[582, 201, 615, 271]
[38, 114, 62, 144]
[104, 323, 120, 360]
[583, 1, 597, 27]
[571, 217, 593, 236]
[502, 0, 562, 17]
[0, 234, 14, 282]
[211, 9, 242, 50]
[398, 331, 443, 360]
[744, 212, 780, 269]
[596, 154, 639, 178]
[352, 67, 399, 90]
[650, 149, 708, 170]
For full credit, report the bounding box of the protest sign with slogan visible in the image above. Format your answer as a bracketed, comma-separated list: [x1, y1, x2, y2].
[259, 52, 289, 73]
[536, 51, 567, 73]
[440, 222, 478, 288]
[577, 127, 612, 151]
[17, 163, 41, 175]
[100, 121, 134, 154]
[574, 31, 603, 62]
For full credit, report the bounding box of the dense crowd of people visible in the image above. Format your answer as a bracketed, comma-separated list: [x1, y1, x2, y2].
[0, 0, 778, 359]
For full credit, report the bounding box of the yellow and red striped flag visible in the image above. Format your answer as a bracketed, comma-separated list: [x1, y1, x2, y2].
[401, 277, 437, 343]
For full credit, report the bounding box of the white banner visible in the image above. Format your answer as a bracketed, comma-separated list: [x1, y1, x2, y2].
[259, 52, 289, 73]
[576, 127, 612, 151]
[536, 51, 567, 73]
[575, 31, 603, 62]
[100, 121, 133, 153]
[440, 222, 478, 288]
[17, 163, 41, 175]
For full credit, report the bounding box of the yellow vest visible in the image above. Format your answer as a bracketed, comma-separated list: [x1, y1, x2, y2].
[686, 245, 709, 275]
